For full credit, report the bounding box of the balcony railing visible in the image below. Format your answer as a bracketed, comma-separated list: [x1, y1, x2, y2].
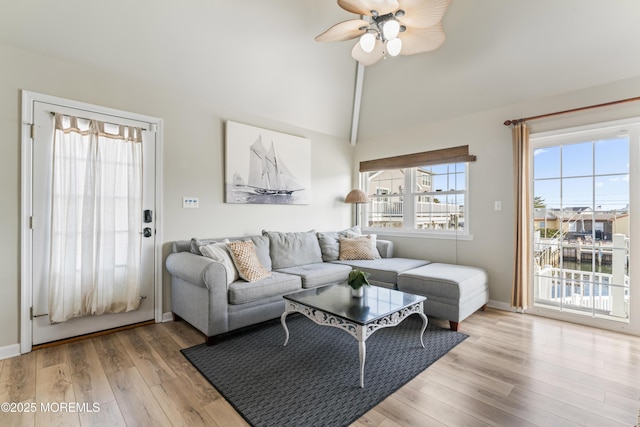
[367, 199, 463, 229]
[535, 266, 629, 316]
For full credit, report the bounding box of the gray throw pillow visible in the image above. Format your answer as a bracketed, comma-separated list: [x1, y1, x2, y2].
[317, 226, 361, 262]
[190, 238, 207, 255]
[249, 235, 272, 271]
[262, 230, 323, 269]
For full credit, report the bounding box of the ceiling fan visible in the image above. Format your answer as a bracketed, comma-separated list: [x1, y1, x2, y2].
[315, 0, 451, 66]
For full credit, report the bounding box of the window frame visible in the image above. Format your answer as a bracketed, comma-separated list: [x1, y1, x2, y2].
[528, 117, 640, 332]
[360, 162, 472, 240]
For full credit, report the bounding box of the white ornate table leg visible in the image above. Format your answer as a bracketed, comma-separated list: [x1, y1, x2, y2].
[418, 311, 428, 348]
[280, 310, 291, 346]
[357, 325, 366, 388]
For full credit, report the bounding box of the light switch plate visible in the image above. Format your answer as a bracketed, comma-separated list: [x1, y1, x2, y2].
[183, 197, 199, 208]
[494, 200, 502, 211]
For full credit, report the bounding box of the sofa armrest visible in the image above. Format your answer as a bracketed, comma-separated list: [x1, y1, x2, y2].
[167, 251, 231, 337]
[166, 252, 227, 289]
[376, 239, 394, 258]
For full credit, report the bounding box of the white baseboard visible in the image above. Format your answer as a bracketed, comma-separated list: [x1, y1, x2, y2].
[0, 344, 21, 361]
[486, 300, 518, 312]
[162, 312, 174, 323]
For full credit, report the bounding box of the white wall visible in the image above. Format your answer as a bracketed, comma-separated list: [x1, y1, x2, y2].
[354, 75, 640, 307]
[0, 42, 354, 349]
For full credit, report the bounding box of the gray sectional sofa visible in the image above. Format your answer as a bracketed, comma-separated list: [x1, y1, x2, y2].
[166, 228, 489, 344]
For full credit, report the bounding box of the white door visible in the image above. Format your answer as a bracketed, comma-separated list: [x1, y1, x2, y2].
[31, 101, 156, 345]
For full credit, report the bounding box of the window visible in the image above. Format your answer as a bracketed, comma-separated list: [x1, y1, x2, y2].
[357, 145, 475, 236]
[362, 162, 468, 233]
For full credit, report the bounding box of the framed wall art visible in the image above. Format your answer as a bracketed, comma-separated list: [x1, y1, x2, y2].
[225, 121, 311, 205]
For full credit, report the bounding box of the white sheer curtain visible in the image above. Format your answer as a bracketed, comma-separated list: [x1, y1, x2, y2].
[48, 113, 143, 323]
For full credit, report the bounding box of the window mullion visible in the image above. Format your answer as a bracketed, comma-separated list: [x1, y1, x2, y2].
[405, 168, 415, 230]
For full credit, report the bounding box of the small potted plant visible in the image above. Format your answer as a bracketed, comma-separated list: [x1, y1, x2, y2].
[348, 269, 370, 297]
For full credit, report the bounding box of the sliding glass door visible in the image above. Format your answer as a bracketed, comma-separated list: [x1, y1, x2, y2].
[531, 121, 635, 322]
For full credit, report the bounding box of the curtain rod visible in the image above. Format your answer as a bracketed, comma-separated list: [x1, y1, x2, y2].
[49, 111, 149, 131]
[503, 95, 640, 126]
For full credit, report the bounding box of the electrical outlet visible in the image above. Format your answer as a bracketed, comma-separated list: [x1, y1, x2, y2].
[183, 197, 199, 208]
[494, 201, 502, 211]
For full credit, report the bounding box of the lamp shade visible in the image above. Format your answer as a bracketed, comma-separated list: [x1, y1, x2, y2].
[345, 189, 368, 204]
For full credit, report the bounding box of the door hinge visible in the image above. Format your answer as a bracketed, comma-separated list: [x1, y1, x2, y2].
[30, 123, 35, 139]
[29, 216, 34, 229]
[30, 306, 33, 320]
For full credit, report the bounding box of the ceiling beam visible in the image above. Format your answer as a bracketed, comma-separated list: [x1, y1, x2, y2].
[350, 61, 365, 146]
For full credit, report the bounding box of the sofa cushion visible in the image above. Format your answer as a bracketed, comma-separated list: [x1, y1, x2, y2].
[276, 262, 352, 289]
[331, 258, 430, 285]
[397, 263, 489, 304]
[199, 240, 238, 286]
[227, 240, 271, 282]
[263, 230, 323, 269]
[316, 226, 361, 261]
[339, 236, 376, 260]
[228, 272, 302, 305]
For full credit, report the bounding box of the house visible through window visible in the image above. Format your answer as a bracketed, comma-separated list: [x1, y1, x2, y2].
[358, 145, 475, 235]
[362, 163, 468, 233]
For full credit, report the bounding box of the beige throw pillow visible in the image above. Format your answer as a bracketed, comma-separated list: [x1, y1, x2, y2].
[199, 239, 238, 287]
[346, 231, 381, 259]
[339, 235, 376, 260]
[226, 240, 272, 282]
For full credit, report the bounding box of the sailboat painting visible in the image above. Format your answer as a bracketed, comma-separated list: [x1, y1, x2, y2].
[225, 121, 311, 205]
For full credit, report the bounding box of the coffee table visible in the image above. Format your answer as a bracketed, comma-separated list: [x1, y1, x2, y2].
[280, 283, 428, 388]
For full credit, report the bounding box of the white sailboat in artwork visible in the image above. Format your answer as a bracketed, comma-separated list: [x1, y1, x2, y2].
[247, 136, 304, 195]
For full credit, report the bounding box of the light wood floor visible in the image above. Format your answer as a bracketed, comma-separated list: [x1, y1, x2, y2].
[1, 308, 639, 426]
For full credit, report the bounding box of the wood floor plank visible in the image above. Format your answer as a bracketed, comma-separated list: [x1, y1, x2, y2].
[418, 379, 537, 427]
[374, 395, 448, 427]
[393, 384, 490, 426]
[0, 351, 37, 405]
[78, 399, 126, 427]
[117, 328, 177, 387]
[351, 408, 402, 427]
[143, 323, 222, 406]
[203, 398, 250, 427]
[91, 334, 135, 375]
[150, 377, 220, 426]
[160, 320, 206, 348]
[105, 366, 172, 427]
[422, 366, 583, 427]
[34, 363, 79, 427]
[35, 345, 68, 370]
[67, 339, 116, 405]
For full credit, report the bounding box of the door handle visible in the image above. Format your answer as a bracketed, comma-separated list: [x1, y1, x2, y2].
[142, 227, 152, 238]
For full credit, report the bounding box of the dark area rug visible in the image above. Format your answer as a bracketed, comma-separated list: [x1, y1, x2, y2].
[181, 314, 467, 427]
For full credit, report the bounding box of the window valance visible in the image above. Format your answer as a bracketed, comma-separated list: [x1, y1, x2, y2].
[359, 145, 476, 172]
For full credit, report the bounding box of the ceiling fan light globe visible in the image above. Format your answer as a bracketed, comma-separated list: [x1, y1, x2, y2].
[387, 38, 402, 56]
[359, 33, 376, 53]
[383, 19, 400, 40]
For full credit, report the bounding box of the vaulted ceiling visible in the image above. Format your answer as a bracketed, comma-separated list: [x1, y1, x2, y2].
[2, 1, 640, 141]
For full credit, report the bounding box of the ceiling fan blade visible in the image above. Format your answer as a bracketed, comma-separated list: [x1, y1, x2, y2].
[397, 0, 451, 29]
[351, 39, 385, 66]
[315, 19, 370, 42]
[338, 0, 400, 16]
[398, 23, 446, 55]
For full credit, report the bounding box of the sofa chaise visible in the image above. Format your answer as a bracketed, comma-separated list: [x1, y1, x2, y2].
[166, 228, 488, 344]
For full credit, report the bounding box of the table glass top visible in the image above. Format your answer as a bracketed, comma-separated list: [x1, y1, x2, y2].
[283, 284, 425, 325]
